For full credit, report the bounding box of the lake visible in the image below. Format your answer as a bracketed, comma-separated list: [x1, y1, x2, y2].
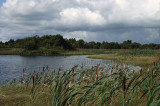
[0, 55, 115, 85]
[0, 55, 141, 85]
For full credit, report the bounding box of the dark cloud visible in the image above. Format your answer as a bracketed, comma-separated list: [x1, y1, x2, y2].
[0, 0, 160, 43]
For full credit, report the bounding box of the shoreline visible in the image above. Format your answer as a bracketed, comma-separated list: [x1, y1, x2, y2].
[88, 54, 158, 67]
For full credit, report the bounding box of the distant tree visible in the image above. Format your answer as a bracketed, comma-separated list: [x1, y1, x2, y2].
[1, 35, 160, 50]
[7, 39, 15, 48]
[77, 39, 85, 48]
[24, 39, 38, 50]
[121, 40, 132, 49]
[130, 42, 141, 49]
[0, 41, 3, 48]
[94, 42, 101, 49]
[87, 41, 96, 49]
[68, 38, 77, 49]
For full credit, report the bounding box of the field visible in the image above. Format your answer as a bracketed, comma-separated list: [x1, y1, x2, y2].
[0, 49, 160, 105]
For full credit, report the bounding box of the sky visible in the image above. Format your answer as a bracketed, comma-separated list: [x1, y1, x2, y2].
[0, 0, 160, 43]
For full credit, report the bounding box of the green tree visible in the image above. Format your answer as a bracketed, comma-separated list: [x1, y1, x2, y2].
[77, 39, 85, 48]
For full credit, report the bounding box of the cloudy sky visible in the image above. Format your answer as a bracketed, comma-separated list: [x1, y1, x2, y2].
[0, 0, 160, 43]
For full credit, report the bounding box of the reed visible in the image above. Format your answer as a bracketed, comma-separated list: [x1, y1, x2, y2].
[1, 59, 160, 105]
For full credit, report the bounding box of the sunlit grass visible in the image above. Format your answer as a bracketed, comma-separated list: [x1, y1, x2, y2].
[88, 54, 157, 67]
[88, 49, 160, 67]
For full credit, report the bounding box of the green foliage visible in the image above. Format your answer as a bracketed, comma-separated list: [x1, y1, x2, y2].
[1, 35, 160, 50]
[24, 39, 38, 50]
[20, 48, 59, 56]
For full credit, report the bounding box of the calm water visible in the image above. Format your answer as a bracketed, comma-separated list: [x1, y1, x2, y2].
[0, 55, 141, 85]
[0, 55, 115, 85]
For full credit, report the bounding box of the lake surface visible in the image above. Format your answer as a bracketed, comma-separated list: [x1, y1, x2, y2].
[0, 55, 115, 85]
[0, 55, 141, 85]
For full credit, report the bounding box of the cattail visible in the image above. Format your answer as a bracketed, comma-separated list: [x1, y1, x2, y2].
[69, 81, 72, 88]
[107, 64, 110, 71]
[95, 64, 100, 81]
[123, 75, 126, 92]
[20, 76, 24, 84]
[153, 62, 156, 66]
[38, 66, 40, 71]
[123, 74, 127, 105]
[132, 70, 135, 74]
[43, 66, 45, 72]
[46, 65, 49, 71]
[57, 68, 61, 79]
[22, 68, 25, 78]
[116, 64, 119, 70]
[81, 64, 84, 69]
[111, 67, 113, 75]
[32, 75, 35, 85]
[139, 69, 142, 75]
[107, 64, 110, 76]
[13, 78, 16, 84]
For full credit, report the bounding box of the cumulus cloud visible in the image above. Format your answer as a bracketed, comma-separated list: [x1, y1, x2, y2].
[0, 0, 160, 43]
[60, 8, 106, 26]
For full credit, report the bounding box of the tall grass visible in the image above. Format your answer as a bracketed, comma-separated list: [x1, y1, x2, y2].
[1, 60, 160, 105]
[118, 49, 158, 56]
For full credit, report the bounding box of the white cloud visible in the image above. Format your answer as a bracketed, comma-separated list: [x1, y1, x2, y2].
[60, 8, 106, 26]
[64, 31, 88, 40]
[0, 0, 160, 43]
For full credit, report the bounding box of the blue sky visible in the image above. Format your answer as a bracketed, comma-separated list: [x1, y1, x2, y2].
[0, 0, 6, 7]
[0, 0, 160, 43]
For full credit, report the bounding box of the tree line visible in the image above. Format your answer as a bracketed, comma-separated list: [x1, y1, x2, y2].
[0, 34, 160, 50]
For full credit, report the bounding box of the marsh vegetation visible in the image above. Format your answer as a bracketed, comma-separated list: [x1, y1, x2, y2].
[0, 49, 160, 105]
[0, 60, 160, 106]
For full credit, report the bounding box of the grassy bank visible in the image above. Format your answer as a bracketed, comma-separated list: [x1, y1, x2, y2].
[63, 49, 109, 55]
[88, 49, 160, 67]
[0, 48, 22, 55]
[88, 54, 157, 67]
[0, 48, 111, 56]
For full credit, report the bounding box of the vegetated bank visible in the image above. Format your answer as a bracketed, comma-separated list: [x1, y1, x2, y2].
[88, 49, 160, 67]
[0, 34, 160, 56]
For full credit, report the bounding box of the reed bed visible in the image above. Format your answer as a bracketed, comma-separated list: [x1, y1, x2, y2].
[1, 60, 160, 106]
[88, 54, 158, 67]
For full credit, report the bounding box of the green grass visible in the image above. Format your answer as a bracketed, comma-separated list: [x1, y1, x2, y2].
[0, 48, 22, 55]
[88, 49, 160, 67]
[118, 49, 158, 56]
[0, 48, 108, 56]
[63, 49, 107, 55]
